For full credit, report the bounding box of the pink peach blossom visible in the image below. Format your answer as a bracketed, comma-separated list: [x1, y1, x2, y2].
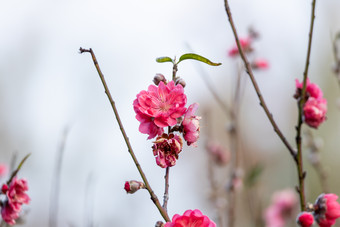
[133, 81, 187, 139]
[182, 103, 201, 146]
[297, 212, 314, 227]
[295, 78, 323, 100]
[252, 58, 269, 70]
[228, 37, 252, 57]
[164, 209, 216, 227]
[1, 178, 30, 226]
[152, 134, 183, 168]
[303, 97, 327, 128]
[206, 142, 230, 166]
[0, 164, 7, 177]
[314, 193, 340, 227]
[264, 189, 298, 227]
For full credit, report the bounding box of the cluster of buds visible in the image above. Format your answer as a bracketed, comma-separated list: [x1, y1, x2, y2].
[297, 193, 340, 227]
[133, 75, 201, 168]
[228, 28, 269, 70]
[0, 177, 30, 225]
[295, 78, 327, 129]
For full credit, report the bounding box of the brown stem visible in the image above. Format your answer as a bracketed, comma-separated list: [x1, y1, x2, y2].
[79, 48, 170, 222]
[223, 0, 297, 162]
[295, 0, 317, 211]
[162, 167, 170, 211]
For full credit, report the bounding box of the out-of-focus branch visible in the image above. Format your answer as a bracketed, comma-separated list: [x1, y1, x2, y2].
[79, 48, 170, 222]
[223, 0, 297, 162]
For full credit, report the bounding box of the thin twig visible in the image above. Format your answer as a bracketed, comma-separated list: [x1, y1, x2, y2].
[162, 167, 170, 211]
[295, 0, 317, 211]
[223, 0, 297, 162]
[49, 128, 69, 227]
[79, 47, 170, 222]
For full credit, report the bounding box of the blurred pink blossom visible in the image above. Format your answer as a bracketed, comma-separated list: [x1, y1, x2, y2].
[134, 81, 187, 139]
[303, 97, 327, 128]
[182, 103, 201, 146]
[297, 212, 314, 227]
[295, 78, 323, 100]
[1, 177, 30, 226]
[152, 134, 183, 168]
[206, 142, 230, 166]
[0, 164, 7, 177]
[264, 189, 298, 227]
[314, 193, 340, 227]
[228, 37, 252, 57]
[252, 58, 269, 70]
[164, 209, 216, 227]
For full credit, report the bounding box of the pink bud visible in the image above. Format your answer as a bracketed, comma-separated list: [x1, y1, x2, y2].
[1, 184, 8, 194]
[297, 212, 314, 227]
[124, 180, 145, 194]
[252, 58, 269, 70]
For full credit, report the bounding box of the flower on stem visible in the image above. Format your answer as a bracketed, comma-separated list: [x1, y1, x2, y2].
[182, 103, 201, 147]
[228, 37, 253, 57]
[164, 209, 216, 227]
[294, 78, 327, 128]
[264, 189, 298, 227]
[313, 193, 340, 227]
[133, 81, 187, 139]
[0, 164, 7, 177]
[1, 177, 30, 226]
[252, 58, 269, 70]
[206, 142, 230, 166]
[152, 133, 183, 168]
[297, 212, 314, 227]
[303, 97, 327, 129]
[124, 180, 146, 194]
[295, 78, 323, 100]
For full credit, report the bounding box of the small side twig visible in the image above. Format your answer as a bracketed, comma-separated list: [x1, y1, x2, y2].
[79, 47, 170, 222]
[6, 153, 31, 186]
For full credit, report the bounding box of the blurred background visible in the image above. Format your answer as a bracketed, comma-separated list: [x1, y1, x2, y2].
[1, 0, 340, 226]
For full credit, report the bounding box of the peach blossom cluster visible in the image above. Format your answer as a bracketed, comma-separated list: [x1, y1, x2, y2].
[133, 79, 201, 168]
[1, 177, 30, 225]
[295, 78, 327, 128]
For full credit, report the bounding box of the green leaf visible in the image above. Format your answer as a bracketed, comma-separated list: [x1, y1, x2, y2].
[245, 163, 264, 188]
[156, 56, 174, 64]
[177, 53, 222, 66]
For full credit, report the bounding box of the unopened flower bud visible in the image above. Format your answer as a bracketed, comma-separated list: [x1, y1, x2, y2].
[155, 221, 164, 227]
[1, 184, 8, 194]
[175, 78, 186, 88]
[124, 180, 145, 194]
[153, 74, 167, 85]
[297, 212, 314, 227]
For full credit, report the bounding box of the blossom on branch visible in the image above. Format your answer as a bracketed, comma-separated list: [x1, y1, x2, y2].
[314, 193, 340, 227]
[264, 189, 298, 227]
[228, 37, 253, 57]
[1, 177, 30, 226]
[152, 133, 183, 168]
[297, 212, 314, 227]
[133, 81, 187, 139]
[303, 97, 327, 129]
[295, 78, 327, 128]
[182, 103, 201, 147]
[164, 209, 216, 227]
